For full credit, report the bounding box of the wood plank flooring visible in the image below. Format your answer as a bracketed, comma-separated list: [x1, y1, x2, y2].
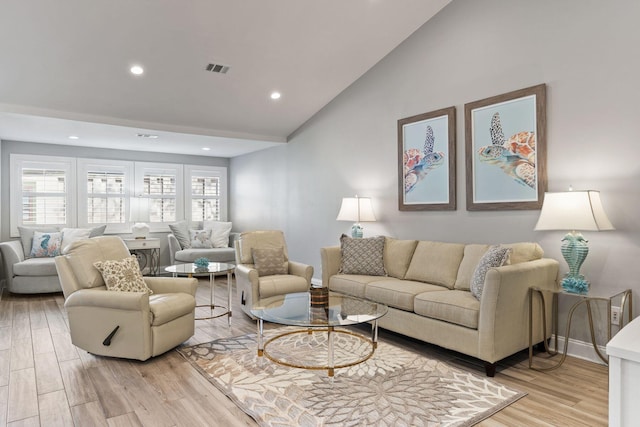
[0, 278, 609, 426]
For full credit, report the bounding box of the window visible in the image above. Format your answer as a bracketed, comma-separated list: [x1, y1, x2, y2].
[135, 162, 183, 231]
[77, 159, 134, 233]
[10, 154, 76, 236]
[186, 165, 228, 222]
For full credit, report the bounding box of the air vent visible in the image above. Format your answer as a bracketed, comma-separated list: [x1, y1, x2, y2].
[205, 63, 230, 74]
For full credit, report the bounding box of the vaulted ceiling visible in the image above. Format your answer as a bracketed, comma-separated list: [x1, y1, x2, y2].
[0, 0, 451, 157]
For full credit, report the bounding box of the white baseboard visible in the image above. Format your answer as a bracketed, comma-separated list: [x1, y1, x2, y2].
[550, 335, 607, 365]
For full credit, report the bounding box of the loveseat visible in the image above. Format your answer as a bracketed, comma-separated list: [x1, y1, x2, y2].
[167, 220, 238, 265]
[321, 237, 559, 376]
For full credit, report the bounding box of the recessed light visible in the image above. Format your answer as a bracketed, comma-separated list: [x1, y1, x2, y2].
[137, 133, 158, 139]
[68, 135, 79, 140]
[270, 92, 281, 100]
[130, 65, 144, 75]
[202, 147, 211, 151]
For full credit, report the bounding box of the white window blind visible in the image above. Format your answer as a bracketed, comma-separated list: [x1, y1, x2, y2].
[135, 163, 183, 231]
[86, 171, 126, 224]
[185, 165, 227, 222]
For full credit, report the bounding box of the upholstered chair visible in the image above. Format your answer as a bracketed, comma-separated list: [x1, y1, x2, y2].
[54, 236, 198, 361]
[235, 230, 313, 317]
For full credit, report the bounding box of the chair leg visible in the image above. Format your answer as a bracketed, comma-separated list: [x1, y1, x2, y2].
[484, 362, 496, 377]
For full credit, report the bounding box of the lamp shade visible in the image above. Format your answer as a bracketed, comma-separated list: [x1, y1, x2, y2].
[336, 197, 376, 222]
[534, 191, 614, 231]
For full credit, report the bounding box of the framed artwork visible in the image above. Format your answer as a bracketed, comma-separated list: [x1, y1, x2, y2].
[398, 106, 456, 211]
[465, 84, 547, 210]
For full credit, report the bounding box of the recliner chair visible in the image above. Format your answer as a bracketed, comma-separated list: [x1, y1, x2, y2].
[55, 236, 198, 361]
[234, 230, 313, 317]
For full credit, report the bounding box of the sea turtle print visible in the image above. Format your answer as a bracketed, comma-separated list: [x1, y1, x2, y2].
[477, 112, 536, 188]
[403, 126, 445, 193]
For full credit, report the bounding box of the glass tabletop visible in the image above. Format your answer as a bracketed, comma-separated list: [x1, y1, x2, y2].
[165, 262, 235, 275]
[251, 290, 388, 327]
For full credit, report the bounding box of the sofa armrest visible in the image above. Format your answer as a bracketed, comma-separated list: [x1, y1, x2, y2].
[320, 246, 341, 288]
[144, 277, 198, 296]
[477, 258, 559, 362]
[65, 288, 150, 311]
[288, 261, 313, 284]
[228, 232, 240, 252]
[167, 234, 181, 265]
[0, 240, 26, 279]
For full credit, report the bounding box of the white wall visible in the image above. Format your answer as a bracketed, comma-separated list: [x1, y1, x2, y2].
[230, 0, 640, 346]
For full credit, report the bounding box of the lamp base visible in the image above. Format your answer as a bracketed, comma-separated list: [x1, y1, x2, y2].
[350, 223, 363, 238]
[561, 274, 589, 294]
[131, 222, 150, 239]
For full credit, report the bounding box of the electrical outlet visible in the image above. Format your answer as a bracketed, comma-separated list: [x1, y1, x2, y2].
[611, 306, 621, 326]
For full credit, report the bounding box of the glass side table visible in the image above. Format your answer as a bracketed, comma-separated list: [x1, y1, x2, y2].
[528, 287, 632, 371]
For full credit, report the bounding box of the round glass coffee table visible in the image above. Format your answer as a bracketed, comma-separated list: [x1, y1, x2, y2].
[251, 289, 388, 376]
[165, 262, 235, 325]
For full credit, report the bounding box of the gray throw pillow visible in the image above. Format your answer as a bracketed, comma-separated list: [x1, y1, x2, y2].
[470, 245, 511, 300]
[339, 234, 386, 276]
[252, 247, 288, 276]
[169, 221, 191, 249]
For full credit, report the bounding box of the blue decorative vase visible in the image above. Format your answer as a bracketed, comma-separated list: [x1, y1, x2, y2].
[350, 223, 363, 238]
[560, 231, 589, 293]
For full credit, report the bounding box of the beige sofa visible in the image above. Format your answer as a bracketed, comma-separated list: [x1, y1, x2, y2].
[321, 238, 559, 376]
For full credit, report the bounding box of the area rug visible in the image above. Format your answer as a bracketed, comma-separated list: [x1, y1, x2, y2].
[177, 330, 526, 426]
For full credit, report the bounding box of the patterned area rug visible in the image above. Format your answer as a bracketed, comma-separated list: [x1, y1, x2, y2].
[177, 330, 525, 426]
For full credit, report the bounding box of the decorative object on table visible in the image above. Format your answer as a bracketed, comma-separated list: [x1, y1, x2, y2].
[398, 106, 456, 211]
[465, 84, 547, 211]
[178, 332, 526, 427]
[194, 257, 210, 269]
[534, 190, 614, 293]
[336, 195, 376, 238]
[131, 195, 150, 239]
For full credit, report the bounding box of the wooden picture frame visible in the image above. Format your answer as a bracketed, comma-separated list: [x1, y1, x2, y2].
[398, 106, 456, 211]
[464, 84, 547, 210]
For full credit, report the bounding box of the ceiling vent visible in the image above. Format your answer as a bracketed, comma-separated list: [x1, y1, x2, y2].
[205, 63, 230, 74]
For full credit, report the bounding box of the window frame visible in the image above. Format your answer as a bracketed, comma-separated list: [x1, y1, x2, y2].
[185, 165, 228, 223]
[10, 154, 77, 237]
[134, 162, 184, 232]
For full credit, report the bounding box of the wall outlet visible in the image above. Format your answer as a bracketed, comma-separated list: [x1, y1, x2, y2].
[611, 306, 621, 326]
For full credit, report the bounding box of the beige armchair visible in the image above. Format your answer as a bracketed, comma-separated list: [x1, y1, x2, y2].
[235, 230, 313, 317]
[55, 236, 198, 361]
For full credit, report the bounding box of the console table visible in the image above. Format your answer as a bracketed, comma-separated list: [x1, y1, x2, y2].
[528, 287, 632, 371]
[123, 238, 160, 276]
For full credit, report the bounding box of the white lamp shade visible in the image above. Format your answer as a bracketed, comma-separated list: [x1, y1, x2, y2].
[534, 191, 614, 231]
[336, 197, 376, 222]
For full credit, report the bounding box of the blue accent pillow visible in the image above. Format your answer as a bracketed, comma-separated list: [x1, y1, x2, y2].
[30, 231, 63, 258]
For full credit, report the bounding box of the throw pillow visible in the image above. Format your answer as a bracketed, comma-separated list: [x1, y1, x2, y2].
[60, 228, 92, 254]
[470, 245, 511, 300]
[169, 220, 191, 249]
[203, 221, 233, 248]
[29, 231, 63, 258]
[339, 234, 386, 276]
[18, 226, 59, 258]
[252, 247, 288, 276]
[93, 255, 153, 294]
[190, 229, 214, 249]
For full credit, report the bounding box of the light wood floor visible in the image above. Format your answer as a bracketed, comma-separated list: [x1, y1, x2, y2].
[0, 278, 609, 426]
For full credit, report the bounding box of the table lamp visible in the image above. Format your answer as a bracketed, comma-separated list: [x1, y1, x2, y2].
[131, 196, 150, 239]
[336, 196, 376, 238]
[534, 190, 614, 293]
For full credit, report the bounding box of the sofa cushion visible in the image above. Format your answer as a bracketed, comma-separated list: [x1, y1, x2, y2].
[203, 221, 233, 248]
[328, 274, 388, 299]
[252, 247, 288, 276]
[60, 228, 92, 254]
[30, 231, 62, 258]
[94, 255, 153, 295]
[365, 279, 446, 312]
[175, 248, 236, 263]
[13, 257, 58, 276]
[149, 293, 195, 326]
[189, 229, 214, 249]
[454, 244, 490, 291]
[384, 237, 418, 280]
[258, 275, 310, 299]
[169, 221, 191, 249]
[502, 242, 543, 265]
[404, 241, 465, 289]
[339, 235, 386, 276]
[470, 246, 511, 300]
[414, 290, 480, 329]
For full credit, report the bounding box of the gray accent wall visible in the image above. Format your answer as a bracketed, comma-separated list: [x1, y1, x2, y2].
[230, 0, 640, 346]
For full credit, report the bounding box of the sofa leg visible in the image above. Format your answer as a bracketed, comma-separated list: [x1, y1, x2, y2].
[484, 362, 496, 377]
